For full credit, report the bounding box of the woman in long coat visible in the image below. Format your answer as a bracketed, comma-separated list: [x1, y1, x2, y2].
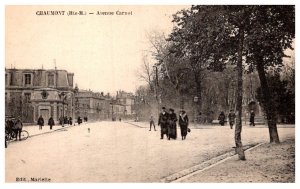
[218, 111, 226, 126]
[48, 117, 55, 130]
[168, 108, 177, 140]
[158, 107, 169, 139]
[179, 110, 189, 140]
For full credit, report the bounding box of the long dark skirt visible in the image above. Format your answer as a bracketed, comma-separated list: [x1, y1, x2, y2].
[168, 123, 177, 139]
[161, 123, 168, 135]
[180, 124, 188, 137]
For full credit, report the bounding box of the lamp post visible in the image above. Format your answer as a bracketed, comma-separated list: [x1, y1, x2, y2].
[153, 64, 160, 115]
[59, 92, 70, 127]
[194, 96, 199, 122]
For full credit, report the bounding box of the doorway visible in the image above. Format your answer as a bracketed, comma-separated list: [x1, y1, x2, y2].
[40, 109, 50, 122]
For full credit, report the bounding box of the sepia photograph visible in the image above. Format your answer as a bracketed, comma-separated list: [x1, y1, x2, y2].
[3, 2, 296, 184]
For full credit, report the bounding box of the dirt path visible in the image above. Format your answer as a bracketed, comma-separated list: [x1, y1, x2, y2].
[181, 138, 295, 183]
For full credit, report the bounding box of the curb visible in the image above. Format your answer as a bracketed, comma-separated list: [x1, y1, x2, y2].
[124, 121, 147, 128]
[28, 124, 76, 138]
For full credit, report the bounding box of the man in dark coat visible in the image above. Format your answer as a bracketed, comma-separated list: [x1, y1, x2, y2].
[218, 111, 226, 126]
[77, 116, 82, 125]
[69, 117, 73, 125]
[179, 110, 189, 140]
[158, 107, 169, 139]
[228, 110, 236, 129]
[168, 108, 178, 140]
[250, 110, 255, 126]
[48, 117, 55, 130]
[37, 115, 44, 130]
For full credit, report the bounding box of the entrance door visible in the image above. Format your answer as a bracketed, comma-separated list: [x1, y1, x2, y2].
[40, 109, 50, 122]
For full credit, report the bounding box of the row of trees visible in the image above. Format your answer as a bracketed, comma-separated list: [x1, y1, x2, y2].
[136, 5, 294, 160]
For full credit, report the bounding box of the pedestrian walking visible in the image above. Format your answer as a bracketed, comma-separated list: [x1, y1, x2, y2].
[158, 107, 169, 139]
[228, 110, 236, 129]
[12, 117, 23, 141]
[69, 117, 73, 125]
[48, 117, 55, 130]
[179, 110, 189, 140]
[37, 115, 44, 130]
[77, 116, 82, 125]
[168, 108, 177, 140]
[250, 110, 255, 126]
[149, 115, 156, 131]
[64, 116, 68, 125]
[218, 111, 226, 126]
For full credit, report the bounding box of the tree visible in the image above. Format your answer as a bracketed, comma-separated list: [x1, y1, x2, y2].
[245, 5, 295, 143]
[168, 6, 231, 120]
[256, 74, 295, 124]
[137, 54, 154, 92]
[147, 30, 191, 109]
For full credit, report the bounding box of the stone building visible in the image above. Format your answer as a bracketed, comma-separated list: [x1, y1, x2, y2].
[5, 68, 74, 123]
[74, 88, 111, 121]
[116, 90, 135, 116]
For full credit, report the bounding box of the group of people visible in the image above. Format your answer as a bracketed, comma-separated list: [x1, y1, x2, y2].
[152, 107, 189, 140]
[58, 116, 74, 126]
[218, 109, 256, 129]
[37, 115, 88, 129]
[37, 116, 56, 130]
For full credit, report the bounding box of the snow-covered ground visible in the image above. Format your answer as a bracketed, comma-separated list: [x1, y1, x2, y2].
[5, 121, 295, 182]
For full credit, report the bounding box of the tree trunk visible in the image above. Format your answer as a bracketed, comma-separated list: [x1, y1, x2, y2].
[235, 27, 246, 160]
[194, 73, 202, 114]
[256, 57, 280, 143]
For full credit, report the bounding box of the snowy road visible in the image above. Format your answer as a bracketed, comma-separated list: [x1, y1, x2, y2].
[5, 121, 295, 182]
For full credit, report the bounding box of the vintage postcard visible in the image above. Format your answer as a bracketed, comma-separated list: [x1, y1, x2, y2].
[4, 4, 295, 184]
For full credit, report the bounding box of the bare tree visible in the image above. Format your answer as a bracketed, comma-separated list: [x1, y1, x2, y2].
[137, 54, 154, 92]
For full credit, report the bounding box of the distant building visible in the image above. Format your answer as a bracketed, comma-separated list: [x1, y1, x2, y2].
[74, 88, 111, 121]
[116, 90, 135, 116]
[5, 68, 74, 123]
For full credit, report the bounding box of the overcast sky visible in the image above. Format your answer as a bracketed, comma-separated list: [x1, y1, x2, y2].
[6, 5, 188, 95]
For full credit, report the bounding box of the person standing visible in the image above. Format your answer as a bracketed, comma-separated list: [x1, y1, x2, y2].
[228, 110, 236, 129]
[48, 117, 55, 130]
[37, 115, 44, 130]
[149, 115, 156, 131]
[168, 108, 178, 140]
[179, 110, 189, 140]
[158, 107, 169, 139]
[13, 117, 23, 141]
[250, 110, 255, 126]
[218, 111, 226, 126]
[77, 116, 82, 125]
[64, 116, 68, 125]
[69, 117, 73, 125]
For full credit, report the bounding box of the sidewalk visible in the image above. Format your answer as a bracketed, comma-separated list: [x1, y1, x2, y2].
[180, 138, 295, 183]
[22, 122, 90, 138]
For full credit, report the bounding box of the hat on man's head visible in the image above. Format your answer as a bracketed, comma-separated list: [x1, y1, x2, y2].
[169, 108, 174, 112]
[162, 107, 166, 110]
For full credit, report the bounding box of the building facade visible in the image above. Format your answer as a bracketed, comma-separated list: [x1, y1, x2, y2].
[5, 68, 74, 123]
[115, 90, 135, 116]
[74, 88, 111, 121]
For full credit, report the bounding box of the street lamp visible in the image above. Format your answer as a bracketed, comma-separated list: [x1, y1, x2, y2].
[153, 64, 160, 115]
[59, 92, 70, 127]
[194, 96, 199, 122]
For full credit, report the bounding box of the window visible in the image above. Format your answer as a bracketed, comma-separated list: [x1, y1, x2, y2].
[24, 93, 31, 103]
[24, 74, 31, 85]
[48, 74, 54, 86]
